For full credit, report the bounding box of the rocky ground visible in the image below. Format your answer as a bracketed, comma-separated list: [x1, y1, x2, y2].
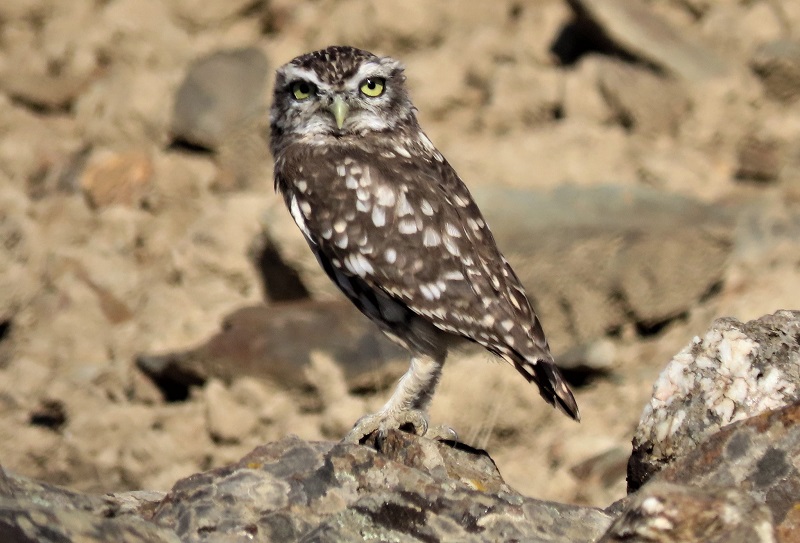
[0, 0, 799, 517]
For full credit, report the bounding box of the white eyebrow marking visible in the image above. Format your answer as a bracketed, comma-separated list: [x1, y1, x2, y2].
[346, 60, 392, 87]
[280, 65, 325, 88]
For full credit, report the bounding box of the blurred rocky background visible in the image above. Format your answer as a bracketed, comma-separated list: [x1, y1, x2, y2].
[0, 0, 799, 514]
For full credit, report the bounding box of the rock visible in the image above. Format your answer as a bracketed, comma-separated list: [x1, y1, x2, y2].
[699, 2, 785, 62]
[0, 3, 100, 113]
[598, 482, 775, 543]
[628, 310, 800, 491]
[171, 47, 269, 151]
[596, 58, 690, 137]
[483, 65, 563, 133]
[1, 73, 94, 112]
[168, 0, 258, 28]
[136, 302, 408, 404]
[735, 132, 785, 182]
[204, 379, 258, 444]
[472, 185, 734, 348]
[79, 149, 154, 208]
[565, 0, 729, 81]
[0, 467, 173, 543]
[315, 0, 449, 53]
[646, 402, 800, 539]
[0, 0, 49, 20]
[0, 467, 11, 496]
[151, 432, 614, 542]
[751, 40, 800, 104]
[0, 499, 178, 543]
[74, 67, 177, 147]
[570, 446, 629, 489]
[0, 432, 614, 542]
[562, 55, 613, 124]
[171, 48, 274, 192]
[93, 0, 193, 69]
[557, 338, 618, 377]
[0, 188, 42, 324]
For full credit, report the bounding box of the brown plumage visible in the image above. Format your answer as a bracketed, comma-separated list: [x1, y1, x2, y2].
[270, 46, 579, 442]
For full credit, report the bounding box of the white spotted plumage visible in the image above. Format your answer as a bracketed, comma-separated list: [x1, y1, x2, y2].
[270, 45, 580, 442]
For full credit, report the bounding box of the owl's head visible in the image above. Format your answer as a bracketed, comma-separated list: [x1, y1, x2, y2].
[270, 46, 417, 145]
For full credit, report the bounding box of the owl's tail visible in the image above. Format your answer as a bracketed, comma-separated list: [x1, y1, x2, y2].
[513, 356, 580, 421]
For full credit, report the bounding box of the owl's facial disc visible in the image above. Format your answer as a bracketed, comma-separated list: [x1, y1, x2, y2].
[271, 48, 414, 140]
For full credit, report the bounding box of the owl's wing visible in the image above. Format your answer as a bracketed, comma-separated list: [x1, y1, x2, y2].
[277, 142, 579, 420]
[276, 143, 550, 361]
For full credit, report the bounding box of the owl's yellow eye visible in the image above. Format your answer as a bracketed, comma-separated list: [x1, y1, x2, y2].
[291, 81, 314, 100]
[359, 78, 385, 97]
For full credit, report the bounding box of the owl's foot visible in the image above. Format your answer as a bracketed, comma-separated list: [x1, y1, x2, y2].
[343, 408, 428, 444]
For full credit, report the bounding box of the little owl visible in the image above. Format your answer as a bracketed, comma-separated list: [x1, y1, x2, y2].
[269, 45, 579, 443]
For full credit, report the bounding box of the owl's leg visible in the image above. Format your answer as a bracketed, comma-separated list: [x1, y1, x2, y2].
[344, 353, 446, 443]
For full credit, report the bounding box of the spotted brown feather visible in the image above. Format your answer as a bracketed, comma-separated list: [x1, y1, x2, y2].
[270, 46, 579, 442]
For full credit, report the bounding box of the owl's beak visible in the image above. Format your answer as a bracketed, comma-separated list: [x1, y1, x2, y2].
[329, 95, 349, 130]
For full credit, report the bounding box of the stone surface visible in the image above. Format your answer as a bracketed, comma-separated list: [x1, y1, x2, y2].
[0, 432, 613, 543]
[650, 402, 800, 541]
[152, 432, 613, 542]
[473, 185, 734, 349]
[204, 379, 259, 444]
[171, 47, 269, 150]
[735, 132, 785, 183]
[598, 482, 776, 543]
[168, 0, 258, 28]
[0, 188, 42, 325]
[596, 58, 691, 137]
[1, 72, 94, 112]
[643, 402, 800, 543]
[628, 310, 800, 491]
[566, 0, 729, 81]
[751, 40, 800, 104]
[79, 149, 154, 208]
[0, 468, 172, 543]
[136, 301, 407, 402]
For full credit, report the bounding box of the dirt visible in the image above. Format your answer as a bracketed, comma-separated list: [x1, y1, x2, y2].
[0, 0, 799, 508]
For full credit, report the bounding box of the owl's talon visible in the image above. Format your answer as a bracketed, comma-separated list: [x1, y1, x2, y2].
[343, 409, 429, 444]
